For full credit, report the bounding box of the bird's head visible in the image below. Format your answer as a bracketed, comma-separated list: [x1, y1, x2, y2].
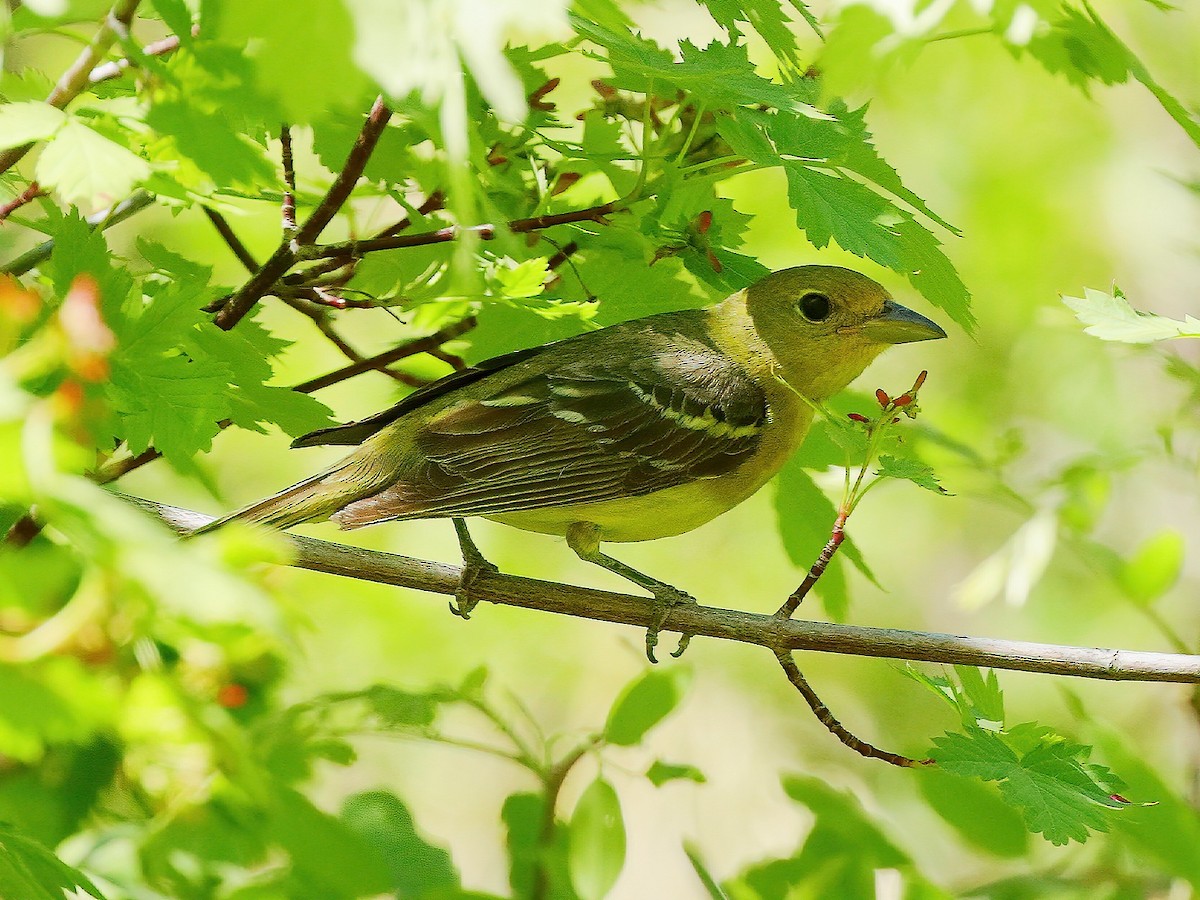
[740, 265, 946, 400]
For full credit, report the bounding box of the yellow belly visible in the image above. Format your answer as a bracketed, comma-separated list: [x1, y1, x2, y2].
[487, 388, 811, 542]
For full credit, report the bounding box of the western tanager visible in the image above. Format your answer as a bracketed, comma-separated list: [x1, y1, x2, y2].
[200, 265, 945, 657]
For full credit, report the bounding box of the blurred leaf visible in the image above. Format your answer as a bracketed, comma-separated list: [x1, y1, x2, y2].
[0, 101, 67, 150]
[645, 760, 706, 787]
[269, 787, 392, 897]
[916, 768, 1029, 858]
[874, 454, 951, 495]
[773, 457, 877, 620]
[1116, 529, 1184, 606]
[503, 792, 577, 900]
[1092, 726, 1200, 889]
[953, 509, 1058, 610]
[683, 842, 730, 900]
[0, 821, 106, 900]
[568, 776, 625, 900]
[1063, 287, 1200, 343]
[604, 666, 691, 746]
[35, 120, 150, 211]
[341, 790, 460, 895]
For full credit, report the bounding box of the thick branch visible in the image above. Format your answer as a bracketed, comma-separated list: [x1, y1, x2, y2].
[138, 498, 1200, 684]
[0, 0, 144, 177]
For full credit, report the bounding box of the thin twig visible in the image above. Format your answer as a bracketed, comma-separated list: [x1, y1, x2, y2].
[133, 497, 1200, 684]
[0, 0, 144, 177]
[373, 192, 446, 239]
[291, 318, 476, 393]
[88, 30, 189, 84]
[0, 183, 46, 223]
[203, 207, 259, 272]
[776, 507, 846, 618]
[214, 96, 393, 331]
[300, 224, 496, 260]
[280, 124, 297, 238]
[775, 650, 926, 767]
[3, 190, 155, 277]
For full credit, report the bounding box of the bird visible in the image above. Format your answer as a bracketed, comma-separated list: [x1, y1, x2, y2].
[196, 265, 946, 659]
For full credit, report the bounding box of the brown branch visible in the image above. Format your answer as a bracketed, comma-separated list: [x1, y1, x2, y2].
[203, 207, 259, 272]
[292, 318, 476, 393]
[87, 30, 189, 84]
[373, 192, 445, 239]
[213, 96, 393, 331]
[0, 183, 45, 223]
[280, 124, 297, 237]
[301, 225, 496, 260]
[3, 190, 155, 277]
[508, 200, 620, 233]
[775, 650, 926, 766]
[777, 507, 847, 618]
[133, 497, 1200, 683]
[0, 0, 144, 177]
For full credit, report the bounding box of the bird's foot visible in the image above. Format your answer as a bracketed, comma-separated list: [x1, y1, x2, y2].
[451, 518, 498, 620]
[645, 585, 696, 664]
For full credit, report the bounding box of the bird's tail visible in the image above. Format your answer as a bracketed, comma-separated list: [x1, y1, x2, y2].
[190, 451, 394, 536]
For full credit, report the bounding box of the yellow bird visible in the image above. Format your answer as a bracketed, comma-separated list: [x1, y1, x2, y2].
[199, 266, 945, 658]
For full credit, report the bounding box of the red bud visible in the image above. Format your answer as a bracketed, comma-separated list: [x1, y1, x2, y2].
[893, 393, 913, 406]
[913, 370, 928, 391]
[697, 210, 713, 234]
[592, 79, 617, 99]
[218, 683, 249, 709]
[891, 417, 901, 424]
[876, 389, 890, 408]
[705, 249, 723, 273]
[551, 172, 582, 196]
[847, 413, 869, 423]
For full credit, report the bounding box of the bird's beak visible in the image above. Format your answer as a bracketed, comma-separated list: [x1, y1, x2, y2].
[861, 299, 947, 344]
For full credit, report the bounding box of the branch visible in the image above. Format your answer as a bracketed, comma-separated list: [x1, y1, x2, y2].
[135, 498, 1200, 684]
[0, 182, 46, 223]
[0, 0, 144, 177]
[213, 96, 393, 331]
[88, 30, 190, 84]
[2, 190, 155, 277]
[291, 317, 477, 393]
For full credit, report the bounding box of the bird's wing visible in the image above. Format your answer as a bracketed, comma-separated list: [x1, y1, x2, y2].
[332, 332, 769, 527]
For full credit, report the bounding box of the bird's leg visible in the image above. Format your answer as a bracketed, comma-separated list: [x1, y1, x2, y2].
[450, 517, 498, 619]
[566, 522, 694, 663]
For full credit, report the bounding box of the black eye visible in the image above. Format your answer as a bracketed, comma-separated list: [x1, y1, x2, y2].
[799, 292, 832, 322]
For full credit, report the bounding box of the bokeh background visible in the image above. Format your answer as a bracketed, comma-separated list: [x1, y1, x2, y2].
[4, 0, 1199, 895]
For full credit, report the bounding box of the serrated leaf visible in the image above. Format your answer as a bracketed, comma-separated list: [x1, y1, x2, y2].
[930, 726, 1137, 846]
[146, 100, 276, 188]
[1117, 529, 1185, 606]
[875, 454, 951, 495]
[0, 821, 107, 900]
[604, 666, 691, 746]
[568, 777, 625, 900]
[1063, 287, 1200, 343]
[0, 101, 67, 150]
[35, 120, 150, 211]
[496, 257, 551, 299]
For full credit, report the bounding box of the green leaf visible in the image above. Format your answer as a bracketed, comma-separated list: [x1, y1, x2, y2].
[149, 0, 193, 42]
[683, 842, 731, 900]
[1117, 529, 1185, 606]
[772, 457, 877, 620]
[572, 17, 822, 115]
[874, 454, 951, 495]
[361, 684, 440, 728]
[903, 665, 1005, 733]
[503, 792, 577, 900]
[146, 99, 276, 189]
[269, 787, 392, 897]
[0, 821, 107, 900]
[930, 727, 1135, 845]
[340, 790, 460, 895]
[604, 666, 691, 746]
[645, 761, 706, 787]
[35, 120, 150, 211]
[916, 767, 1029, 858]
[0, 101, 67, 150]
[1063, 286, 1200, 343]
[568, 777, 625, 900]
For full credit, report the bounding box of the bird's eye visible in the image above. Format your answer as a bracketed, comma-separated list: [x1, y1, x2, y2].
[798, 292, 832, 322]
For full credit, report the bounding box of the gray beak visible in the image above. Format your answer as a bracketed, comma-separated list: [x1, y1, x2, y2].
[861, 299, 948, 344]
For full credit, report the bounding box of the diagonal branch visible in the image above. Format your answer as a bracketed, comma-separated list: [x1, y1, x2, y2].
[0, 0, 144, 177]
[213, 96, 393, 331]
[133, 497, 1200, 684]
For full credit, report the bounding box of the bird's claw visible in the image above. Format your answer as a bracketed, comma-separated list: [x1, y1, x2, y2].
[645, 585, 696, 664]
[451, 518, 498, 620]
